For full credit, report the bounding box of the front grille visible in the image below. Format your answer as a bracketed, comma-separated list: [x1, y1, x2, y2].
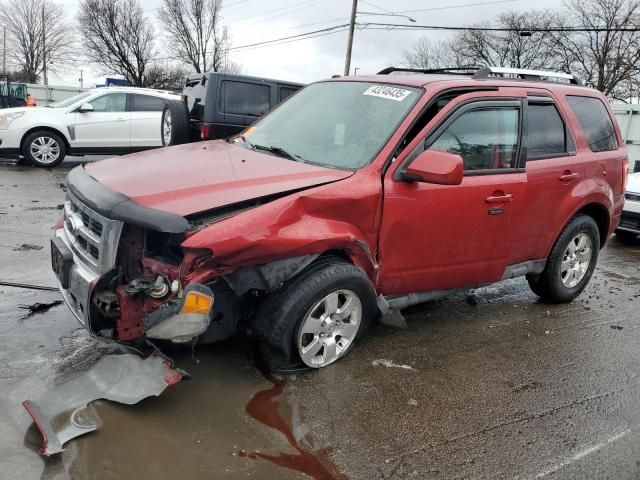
[620, 211, 640, 231]
[626, 192, 640, 202]
[63, 192, 124, 273]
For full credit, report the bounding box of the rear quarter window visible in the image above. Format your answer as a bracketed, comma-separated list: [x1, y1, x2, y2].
[220, 81, 270, 117]
[566, 96, 617, 152]
[132, 94, 165, 112]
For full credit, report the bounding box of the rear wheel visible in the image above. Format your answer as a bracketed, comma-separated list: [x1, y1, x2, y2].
[161, 100, 190, 146]
[23, 130, 66, 168]
[255, 256, 377, 370]
[527, 214, 599, 303]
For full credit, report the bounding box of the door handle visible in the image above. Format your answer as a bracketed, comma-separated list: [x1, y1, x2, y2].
[559, 171, 580, 182]
[485, 193, 513, 204]
[115, 117, 127, 122]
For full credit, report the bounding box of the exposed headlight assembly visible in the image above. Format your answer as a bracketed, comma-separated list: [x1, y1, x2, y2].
[0, 111, 24, 129]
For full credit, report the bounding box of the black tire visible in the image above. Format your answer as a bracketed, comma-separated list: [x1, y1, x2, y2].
[527, 214, 600, 303]
[22, 130, 66, 168]
[254, 256, 377, 370]
[161, 100, 190, 147]
[615, 229, 639, 243]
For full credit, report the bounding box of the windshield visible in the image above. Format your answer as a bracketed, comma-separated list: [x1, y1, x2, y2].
[48, 92, 93, 108]
[247, 82, 421, 169]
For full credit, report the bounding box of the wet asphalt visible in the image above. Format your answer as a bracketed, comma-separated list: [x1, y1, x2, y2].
[1, 158, 640, 480]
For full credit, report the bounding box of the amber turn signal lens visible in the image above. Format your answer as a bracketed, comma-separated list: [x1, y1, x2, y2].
[180, 291, 213, 315]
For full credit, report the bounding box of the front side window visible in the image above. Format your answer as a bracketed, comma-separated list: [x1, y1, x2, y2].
[429, 107, 520, 170]
[279, 86, 299, 102]
[247, 82, 421, 170]
[49, 92, 92, 108]
[566, 96, 617, 152]
[88, 93, 127, 113]
[220, 81, 270, 117]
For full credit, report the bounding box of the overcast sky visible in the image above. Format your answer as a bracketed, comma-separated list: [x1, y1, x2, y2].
[52, 0, 566, 87]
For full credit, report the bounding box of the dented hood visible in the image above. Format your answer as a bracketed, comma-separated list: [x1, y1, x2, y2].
[85, 141, 353, 217]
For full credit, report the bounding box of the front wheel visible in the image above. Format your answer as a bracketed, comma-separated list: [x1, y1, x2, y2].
[23, 130, 66, 168]
[527, 214, 600, 303]
[254, 256, 377, 370]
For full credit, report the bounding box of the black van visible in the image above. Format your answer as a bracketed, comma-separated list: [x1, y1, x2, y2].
[182, 72, 304, 141]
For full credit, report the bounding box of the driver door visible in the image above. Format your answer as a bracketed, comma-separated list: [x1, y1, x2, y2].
[378, 93, 528, 295]
[73, 92, 131, 150]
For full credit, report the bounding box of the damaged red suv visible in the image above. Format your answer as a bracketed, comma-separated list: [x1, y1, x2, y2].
[51, 66, 628, 370]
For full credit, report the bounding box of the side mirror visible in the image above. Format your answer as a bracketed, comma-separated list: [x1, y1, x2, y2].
[403, 150, 464, 185]
[77, 103, 94, 113]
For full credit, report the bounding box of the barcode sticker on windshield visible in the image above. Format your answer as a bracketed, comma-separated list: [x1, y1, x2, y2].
[363, 85, 412, 101]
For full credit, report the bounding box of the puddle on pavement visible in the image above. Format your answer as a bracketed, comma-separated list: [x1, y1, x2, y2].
[241, 365, 344, 480]
[26, 338, 342, 480]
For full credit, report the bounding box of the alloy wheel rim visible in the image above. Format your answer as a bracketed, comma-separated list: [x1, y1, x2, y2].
[561, 233, 593, 288]
[297, 289, 362, 368]
[30, 136, 60, 164]
[163, 111, 172, 144]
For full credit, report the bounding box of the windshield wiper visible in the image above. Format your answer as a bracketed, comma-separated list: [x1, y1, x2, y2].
[254, 144, 306, 163]
[233, 135, 255, 150]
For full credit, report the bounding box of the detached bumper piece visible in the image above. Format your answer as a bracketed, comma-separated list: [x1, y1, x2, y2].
[23, 354, 184, 456]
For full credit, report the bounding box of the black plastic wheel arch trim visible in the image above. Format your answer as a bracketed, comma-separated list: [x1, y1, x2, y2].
[67, 166, 190, 233]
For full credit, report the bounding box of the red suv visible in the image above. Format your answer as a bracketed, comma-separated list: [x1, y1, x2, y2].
[51, 67, 628, 370]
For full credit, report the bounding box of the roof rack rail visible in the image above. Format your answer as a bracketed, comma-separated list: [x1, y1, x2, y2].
[472, 66, 584, 86]
[377, 65, 584, 86]
[377, 66, 479, 76]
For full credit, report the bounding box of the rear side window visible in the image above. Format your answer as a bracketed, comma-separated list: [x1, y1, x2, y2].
[279, 86, 298, 102]
[132, 94, 165, 112]
[220, 81, 270, 117]
[526, 103, 567, 159]
[566, 96, 617, 152]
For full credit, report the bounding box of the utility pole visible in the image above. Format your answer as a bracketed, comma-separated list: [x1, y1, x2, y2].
[42, 4, 48, 85]
[3, 27, 6, 75]
[343, 0, 357, 76]
[79, 69, 83, 88]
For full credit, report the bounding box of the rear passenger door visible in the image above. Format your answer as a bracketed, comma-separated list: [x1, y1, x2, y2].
[130, 94, 165, 147]
[217, 80, 270, 136]
[511, 93, 585, 262]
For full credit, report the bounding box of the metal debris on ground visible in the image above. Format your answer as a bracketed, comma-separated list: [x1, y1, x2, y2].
[23, 353, 185, 456]
[18, 300, 63, 319]
[0, 281, 59, 291]
[13, 243, 43, 251]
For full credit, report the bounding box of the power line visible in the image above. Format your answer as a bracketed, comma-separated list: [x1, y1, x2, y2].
[229, 23, 350, 50]
[395, 0, 519, 14]
[359, 21, 640, 32]
[359, 0, 393, 14]
[224, 0, 318, 24]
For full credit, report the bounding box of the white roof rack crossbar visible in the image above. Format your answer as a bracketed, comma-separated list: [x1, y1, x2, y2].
[473, 66, 583, 85]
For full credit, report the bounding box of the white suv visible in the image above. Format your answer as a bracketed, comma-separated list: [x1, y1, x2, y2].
[617, 171, 640, 241]
[0, 87, 188, 167]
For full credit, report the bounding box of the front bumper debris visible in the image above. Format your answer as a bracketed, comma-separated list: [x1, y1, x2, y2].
[23, 354, 184, 456]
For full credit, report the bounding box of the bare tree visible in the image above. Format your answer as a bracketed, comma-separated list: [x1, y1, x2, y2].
[553, 0, 640, 99]
[400, 37, 463, 69]
[449, 11, 563, 70]
[158, 0, 231, 73]
[143, 63, 190, 90]
[78, 0, 154, 86]
[0, 0, 73, 83]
